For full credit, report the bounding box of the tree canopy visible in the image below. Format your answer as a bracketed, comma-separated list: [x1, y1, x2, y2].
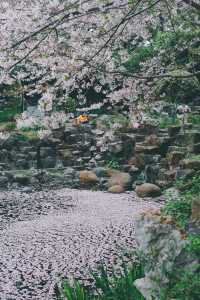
[0, 0, 199, 131]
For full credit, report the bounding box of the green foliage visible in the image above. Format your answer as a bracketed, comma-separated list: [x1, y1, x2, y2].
[0, 121, 16, 131]
[159, 115, 180, 129]
[176, 171, 200, 195]
[103, 115, 129, 129]
[66, 97, 76, 113]
[163, 194, 192, 229]
[186, 235, 200, 257]
[58, 261, 145, 300]
[124, 45, 154, 72]
[165, 267, 200, 300]
[187, 154, 200, 161]
[164, 234, 200, 300]
[188, 113, 200, 125]
[163, 171, 200, 228]
[0, 106, 21, 123]
[106, 159, 120, 170]
[16, 131, 39, 140]
[19, 125, 42, 132]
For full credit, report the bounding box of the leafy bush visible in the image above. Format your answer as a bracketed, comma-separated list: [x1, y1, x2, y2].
[58, 261, 144, 300]
[163, 172, 200, 228]
[165, 267, 200, 300]
[163, 194, 192, 229]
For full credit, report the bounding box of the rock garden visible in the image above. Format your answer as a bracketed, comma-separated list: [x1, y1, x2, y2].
[0, 1, 200, 300]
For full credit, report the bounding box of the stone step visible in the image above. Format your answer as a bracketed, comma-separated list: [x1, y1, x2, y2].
[135, 143, 161, 155]
[135, 134, 146, 142]
[168, 146, 188, 153]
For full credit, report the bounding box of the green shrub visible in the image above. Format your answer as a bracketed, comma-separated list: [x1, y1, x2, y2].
[186, 235, 200, 257]
[188, 114, 200, 125]
[159, 115, 180, 129]
[124, 45, 154, 72]
[106, 159, 120, 170]
[58, 261, 145, 300]
[176, 171, 200, 195]
[165, 267, 200, 300]
[163, 194, 192, 229]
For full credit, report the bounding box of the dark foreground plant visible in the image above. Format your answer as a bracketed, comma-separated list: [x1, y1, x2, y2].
[57, 260, 144, 300]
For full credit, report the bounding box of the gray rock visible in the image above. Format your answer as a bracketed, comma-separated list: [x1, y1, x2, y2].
[42, 157, 56, 168]
[191, 197, 200, 222]
[40, 147, 55, 158]
[180, 159, 200, 171]
[15, 159, 29, 169]
[0, 176, 8, 188]
[134, 212, 188, 300]
[93, 167, 107, 177]
[14, 174, 30, 185]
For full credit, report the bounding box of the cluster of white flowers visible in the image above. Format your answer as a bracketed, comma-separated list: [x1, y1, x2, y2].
[37, 129, 52, 139]
[16, 112, 41, 130]
[0, 0, 196, 134]
[42, 111, 68, 130]
[38, 90, 54, 113]
[0, 131, 10, 140]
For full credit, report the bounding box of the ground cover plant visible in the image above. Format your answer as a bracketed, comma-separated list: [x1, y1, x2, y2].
[58, 260, 145, 300]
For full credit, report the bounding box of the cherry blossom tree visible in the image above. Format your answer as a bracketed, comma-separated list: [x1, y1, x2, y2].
[0, 0, 199, 132]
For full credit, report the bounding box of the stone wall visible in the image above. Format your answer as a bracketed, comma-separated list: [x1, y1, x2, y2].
[0, 121, 200, 191]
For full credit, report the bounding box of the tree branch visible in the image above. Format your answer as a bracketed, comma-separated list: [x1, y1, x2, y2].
[182, 0, 200, 10]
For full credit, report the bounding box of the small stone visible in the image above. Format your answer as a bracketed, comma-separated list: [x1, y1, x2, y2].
[93, 167, 107, 177]
[79, 170, 99, 184]
[191, 198, 200, 222]
[135, 183, 161, 198]
[193, 143, 200, 154]
[108, 185, 124, 193]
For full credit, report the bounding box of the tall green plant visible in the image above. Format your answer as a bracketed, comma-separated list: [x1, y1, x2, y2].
[58, 261, 144, 300]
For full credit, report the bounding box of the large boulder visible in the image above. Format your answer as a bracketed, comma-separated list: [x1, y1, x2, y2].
[107, 170, 131, 189]
[168, 151, 185, 167]
[136, 183, 161, 198]
[180, 159, 200, 171]
[134, 211, 197, 300]
[79, 170, 99, 184]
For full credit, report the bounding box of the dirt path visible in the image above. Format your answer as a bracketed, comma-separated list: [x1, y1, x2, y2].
[0, 189, 160, 300]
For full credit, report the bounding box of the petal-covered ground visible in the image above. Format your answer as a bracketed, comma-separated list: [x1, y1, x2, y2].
[0, 189, 160, 300]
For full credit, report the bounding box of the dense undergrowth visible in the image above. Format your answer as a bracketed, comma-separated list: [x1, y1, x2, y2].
[162, 171, 200, 300]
